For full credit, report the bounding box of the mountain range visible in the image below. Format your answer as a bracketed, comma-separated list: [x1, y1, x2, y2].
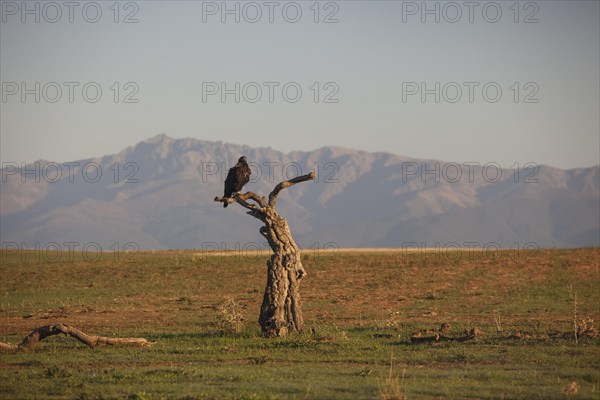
[1, 134, 598, 251]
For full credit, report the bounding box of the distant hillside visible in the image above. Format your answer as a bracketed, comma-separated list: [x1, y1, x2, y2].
[1, 134, 598, 250]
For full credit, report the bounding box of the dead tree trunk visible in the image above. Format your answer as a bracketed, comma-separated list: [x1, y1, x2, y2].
[215, 171, 314, 337]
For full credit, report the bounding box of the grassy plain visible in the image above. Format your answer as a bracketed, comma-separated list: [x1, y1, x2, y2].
[0, 247, 599, 399]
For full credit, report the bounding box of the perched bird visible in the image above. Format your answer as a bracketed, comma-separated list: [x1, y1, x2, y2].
[223, 156, 251, 207]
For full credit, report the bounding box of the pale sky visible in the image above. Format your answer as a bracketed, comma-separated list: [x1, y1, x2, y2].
[1, 0, 599, 169]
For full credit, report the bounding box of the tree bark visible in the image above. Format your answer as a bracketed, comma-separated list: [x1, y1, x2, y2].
[0, 324, 154, 352]
[215, 171, 314, 337]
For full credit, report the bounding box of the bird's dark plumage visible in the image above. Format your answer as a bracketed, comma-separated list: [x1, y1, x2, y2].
[223, 156, 251, 207]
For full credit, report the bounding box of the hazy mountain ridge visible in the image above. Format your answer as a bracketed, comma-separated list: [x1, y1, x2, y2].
[1, 134, 598, 249]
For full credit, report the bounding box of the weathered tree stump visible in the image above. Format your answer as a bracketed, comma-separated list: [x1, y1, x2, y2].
[215, 171, 314, 337]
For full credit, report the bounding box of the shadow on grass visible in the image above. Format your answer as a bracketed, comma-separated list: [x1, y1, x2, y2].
[146, 326, 268, 341]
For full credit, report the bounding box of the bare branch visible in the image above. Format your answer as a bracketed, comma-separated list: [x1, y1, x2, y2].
[214, 191, 267, 209]
[0, 342, 17, 351]
[0, 324, 154, 352]
[238, 191, 268, 208]
[268, 171, 315, 208]
[215, 192, 268, 220]
[214, 195, 235, 207]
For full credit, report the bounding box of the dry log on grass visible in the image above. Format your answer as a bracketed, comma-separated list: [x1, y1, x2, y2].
[0, 324, 154, 351]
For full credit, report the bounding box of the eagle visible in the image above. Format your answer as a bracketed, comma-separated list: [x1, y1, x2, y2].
[223, 156, 251, 207]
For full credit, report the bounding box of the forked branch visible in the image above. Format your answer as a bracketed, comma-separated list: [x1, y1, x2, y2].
[215, 172, 315, 212]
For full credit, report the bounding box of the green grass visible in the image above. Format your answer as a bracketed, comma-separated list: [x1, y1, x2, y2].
[1, 248, 599, 399]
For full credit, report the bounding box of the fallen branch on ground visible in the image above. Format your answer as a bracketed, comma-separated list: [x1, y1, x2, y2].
[0, 324, 154, 351]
